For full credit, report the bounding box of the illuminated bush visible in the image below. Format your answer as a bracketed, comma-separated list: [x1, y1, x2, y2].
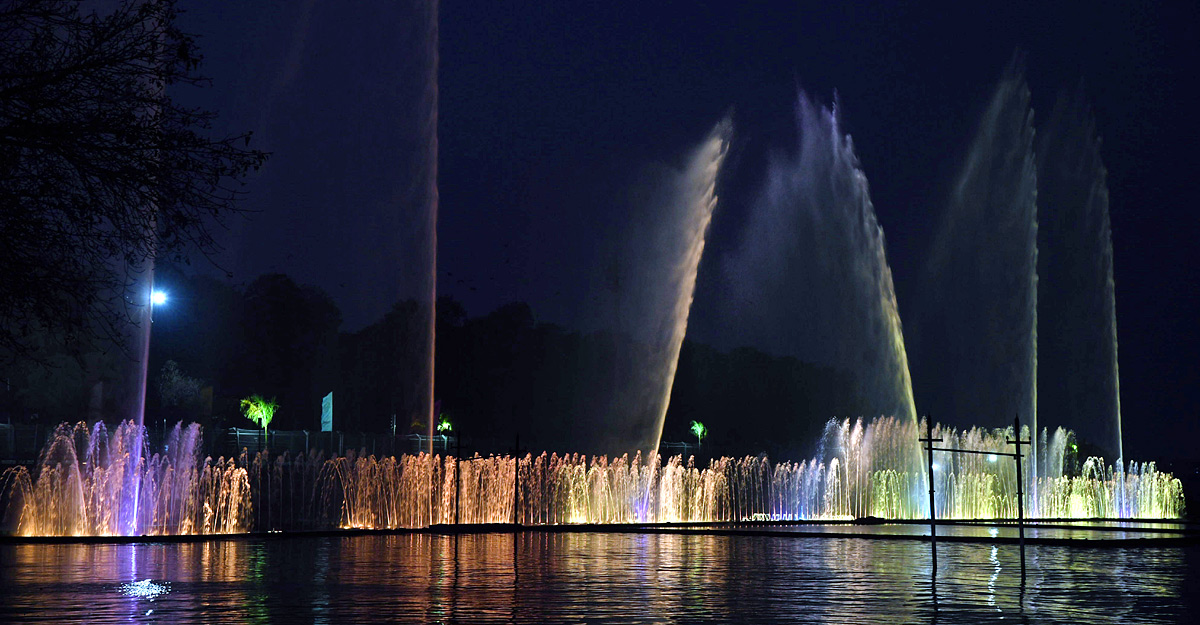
[241, 395, 278, 443]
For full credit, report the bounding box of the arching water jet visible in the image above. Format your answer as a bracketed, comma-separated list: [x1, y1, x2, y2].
[724, 92, 918, 427]
[644, 120, 731, 455]
[918, 68, 1039, 498]
[1036, 87, 1123, 466]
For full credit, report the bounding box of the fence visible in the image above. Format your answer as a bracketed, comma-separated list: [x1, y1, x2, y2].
[221, 429, 457, 458]
[0, 422, 460, 467]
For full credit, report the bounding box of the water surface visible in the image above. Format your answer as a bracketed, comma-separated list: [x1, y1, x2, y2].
[1, 532, 1195, 623]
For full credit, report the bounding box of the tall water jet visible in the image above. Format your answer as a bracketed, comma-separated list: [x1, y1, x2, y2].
[1035, 87, 1123, 464]
[427, 0, 439, 454]
[116, 181, 159, 534]
[417, 0, 439, 453]
[126, 262, 154, 535]
[598, 120, 731, 455]
[917, 68, 1039, 489]
[724, 93, 918, 426]
[643, 120, 731, 454]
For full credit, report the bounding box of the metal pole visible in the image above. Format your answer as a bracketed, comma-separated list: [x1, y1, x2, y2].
[919, 415, 943, 582]
[1010, 414, 1027, 585]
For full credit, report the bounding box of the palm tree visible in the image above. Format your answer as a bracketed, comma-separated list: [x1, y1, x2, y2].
[690, 420, 707, 449]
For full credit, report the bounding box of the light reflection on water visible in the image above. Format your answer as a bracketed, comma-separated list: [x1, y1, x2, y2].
[0, 533, 1196, 623]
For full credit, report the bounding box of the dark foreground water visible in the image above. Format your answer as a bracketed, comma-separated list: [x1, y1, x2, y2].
[2, 532, 1197, 624]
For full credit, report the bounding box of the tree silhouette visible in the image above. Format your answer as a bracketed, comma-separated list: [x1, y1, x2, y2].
[0, 0, 266, 361]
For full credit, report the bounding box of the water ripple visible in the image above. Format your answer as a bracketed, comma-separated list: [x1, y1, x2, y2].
[0, 533, 1194, 624]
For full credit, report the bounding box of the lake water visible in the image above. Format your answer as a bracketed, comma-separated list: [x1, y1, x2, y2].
[2, 532, 1196, 623]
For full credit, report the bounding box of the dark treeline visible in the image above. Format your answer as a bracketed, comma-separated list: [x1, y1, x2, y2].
[2, 268, 862, 461]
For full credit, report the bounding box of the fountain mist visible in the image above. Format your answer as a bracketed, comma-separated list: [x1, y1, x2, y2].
[724, 93, 917, 424]
[918, 69, 1039, 486]
[1035, 88, 1123, 464]
[641, 120, 731, 454]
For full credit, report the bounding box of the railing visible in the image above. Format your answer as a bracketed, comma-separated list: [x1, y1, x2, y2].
[223, 428, 457, 458]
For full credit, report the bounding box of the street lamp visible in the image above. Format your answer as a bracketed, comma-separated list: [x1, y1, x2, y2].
[151, 290, 167, 307]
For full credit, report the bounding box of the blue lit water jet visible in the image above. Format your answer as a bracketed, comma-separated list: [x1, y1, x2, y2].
[724, 92, 918, 426]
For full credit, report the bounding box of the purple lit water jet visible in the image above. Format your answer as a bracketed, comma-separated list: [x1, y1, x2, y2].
[2, 422, 250, 536]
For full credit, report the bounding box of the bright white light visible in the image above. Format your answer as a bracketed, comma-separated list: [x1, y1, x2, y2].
[987, 454, 997, 462]
[119, 579, 170, 600]
[931, 463, 941, 471]
[151, 290, 167, 306]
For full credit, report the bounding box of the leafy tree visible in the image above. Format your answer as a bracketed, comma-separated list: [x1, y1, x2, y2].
[157, 359, 202, 408]
[240, 394, 276, 441]
[0, 0, 267, 361]
[0, 318, 122, 423]
[235, 274, 340, 430]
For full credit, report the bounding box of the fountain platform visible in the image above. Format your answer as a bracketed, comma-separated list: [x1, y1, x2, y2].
[4, 518, 1196, 548]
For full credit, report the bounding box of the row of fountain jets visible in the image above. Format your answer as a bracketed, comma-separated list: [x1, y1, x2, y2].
[0, 67, 1185, 536]
[2, 417, 1182, 536]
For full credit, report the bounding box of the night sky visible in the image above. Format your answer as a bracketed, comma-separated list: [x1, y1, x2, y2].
[172, 1, 1198, 460]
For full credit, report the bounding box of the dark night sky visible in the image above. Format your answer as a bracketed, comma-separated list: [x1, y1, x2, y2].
[172, 1, 1199, 460]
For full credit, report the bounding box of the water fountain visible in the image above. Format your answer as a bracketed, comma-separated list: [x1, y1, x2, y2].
[2, 422, 250, 536]
[0, 67, 1184, 537]
[1, 414, 1183, 536]
[420, 0, 439, 456]
[603, 120, 731, 455]
[915, 68, 1040, 478]
[723, 93, 918, 426]
[1036, 87, 1124, 464]
[277, 416, 1185, 526]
